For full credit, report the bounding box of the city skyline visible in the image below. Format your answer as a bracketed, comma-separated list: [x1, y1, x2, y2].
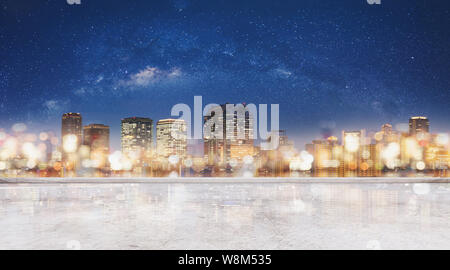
[2, 104, 448, 155]
[56, 110, 444, 158]
[0, 0, 449, 151]
[49, 110, 449, 177]
[56, 110, 445, 155]
[2, 0, 450, 254]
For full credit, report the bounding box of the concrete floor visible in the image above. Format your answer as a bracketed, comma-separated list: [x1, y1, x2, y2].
[0, 179, 449, 249]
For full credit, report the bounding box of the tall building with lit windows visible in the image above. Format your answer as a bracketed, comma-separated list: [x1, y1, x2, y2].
[409, 116, 429, 136]
[121, 117, 153, 161]
[360, 144, 382, 177]
[156, 119, 187, 159]
[306, 136, 340, 177]
[379, 123, 399, 144]
[203, 103, 255, 165]
[83, 124, 110, 168]
[62, 113, 82, 146]
[261, 130, 294, 176]
[83, 124, 110, 153]
[342, 130, 364, 176]
[381, 123, 393, 135]
[61, 112, 82, 163]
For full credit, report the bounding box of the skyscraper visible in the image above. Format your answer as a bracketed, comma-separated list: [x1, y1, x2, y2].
[62, 113, 82, 145]
[342, 130, 364, 176]
[203, 103, 255, 165]
[409, 116, 429, 136]
[83, 124, 110, 168]
[379, 123, 399, 144]
[121, 117, 153, 161]
[381, 123, 393, 134]
[61, 113, 82, 164]
[305, 136, 339, 177]
[360, 143, 382, 177]
[264, 130, 291, 151]
[156, 119, 187, 159]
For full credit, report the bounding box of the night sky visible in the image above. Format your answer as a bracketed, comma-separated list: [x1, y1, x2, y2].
[1, 0, 449, 151]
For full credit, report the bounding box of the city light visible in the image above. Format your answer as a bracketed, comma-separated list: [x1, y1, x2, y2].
[0, 115, 448, 178]
[344, 133, 360, 152]
[63, 134, 78, 153]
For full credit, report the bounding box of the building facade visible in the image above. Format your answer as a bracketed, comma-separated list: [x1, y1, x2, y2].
[409, 116, 429, 136]
[83, 124, 110, 168]
[203, 103, 255, 166]
[121, 117, 153, 161]
[62, 113, 82, 147]
[61, 112, 82, 164]
[156, 119, 187, 159]
[342, 130, 364, 176]
[305, 136, 341, 177]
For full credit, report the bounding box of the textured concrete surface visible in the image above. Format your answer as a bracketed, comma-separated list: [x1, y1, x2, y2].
[0, 179, 449, 249]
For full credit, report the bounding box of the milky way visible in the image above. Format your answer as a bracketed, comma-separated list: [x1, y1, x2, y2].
[1, 0, 449, 149]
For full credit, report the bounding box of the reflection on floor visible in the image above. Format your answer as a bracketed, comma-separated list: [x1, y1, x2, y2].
[0, 181, 450, 249]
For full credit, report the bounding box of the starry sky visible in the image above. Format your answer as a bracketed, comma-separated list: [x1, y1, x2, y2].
[1, 0, 449, 151]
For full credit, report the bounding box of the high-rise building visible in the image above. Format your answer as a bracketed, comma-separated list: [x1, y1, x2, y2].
[203, 103, 255, 165]
[305, 136, 340, 177]
[83, 124, 110, 168]
[259, 130, 294, 176]
[342, 130, 364, 176]
[61, 113, 82, 163]
[360, 144, 382, 177]
[381, 123, 393, 135]
[62, 113, 82, 146]
[310, 139, 333, 176]
[264, 130, 292, 151]
[409, 116, 429, 136]
[121, 117, 153, 161]
[379, 123, 399, 144]
[156, 119, 187, 159]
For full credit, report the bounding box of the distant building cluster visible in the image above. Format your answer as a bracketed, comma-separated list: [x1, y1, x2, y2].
[0, 109, 448, 178]
[302, 117, 448, 177]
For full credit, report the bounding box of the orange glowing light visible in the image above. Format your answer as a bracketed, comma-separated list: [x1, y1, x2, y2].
[360, 162, 369, 171]
[348, 162, 357, 170]
[53, 162, 62, 171]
